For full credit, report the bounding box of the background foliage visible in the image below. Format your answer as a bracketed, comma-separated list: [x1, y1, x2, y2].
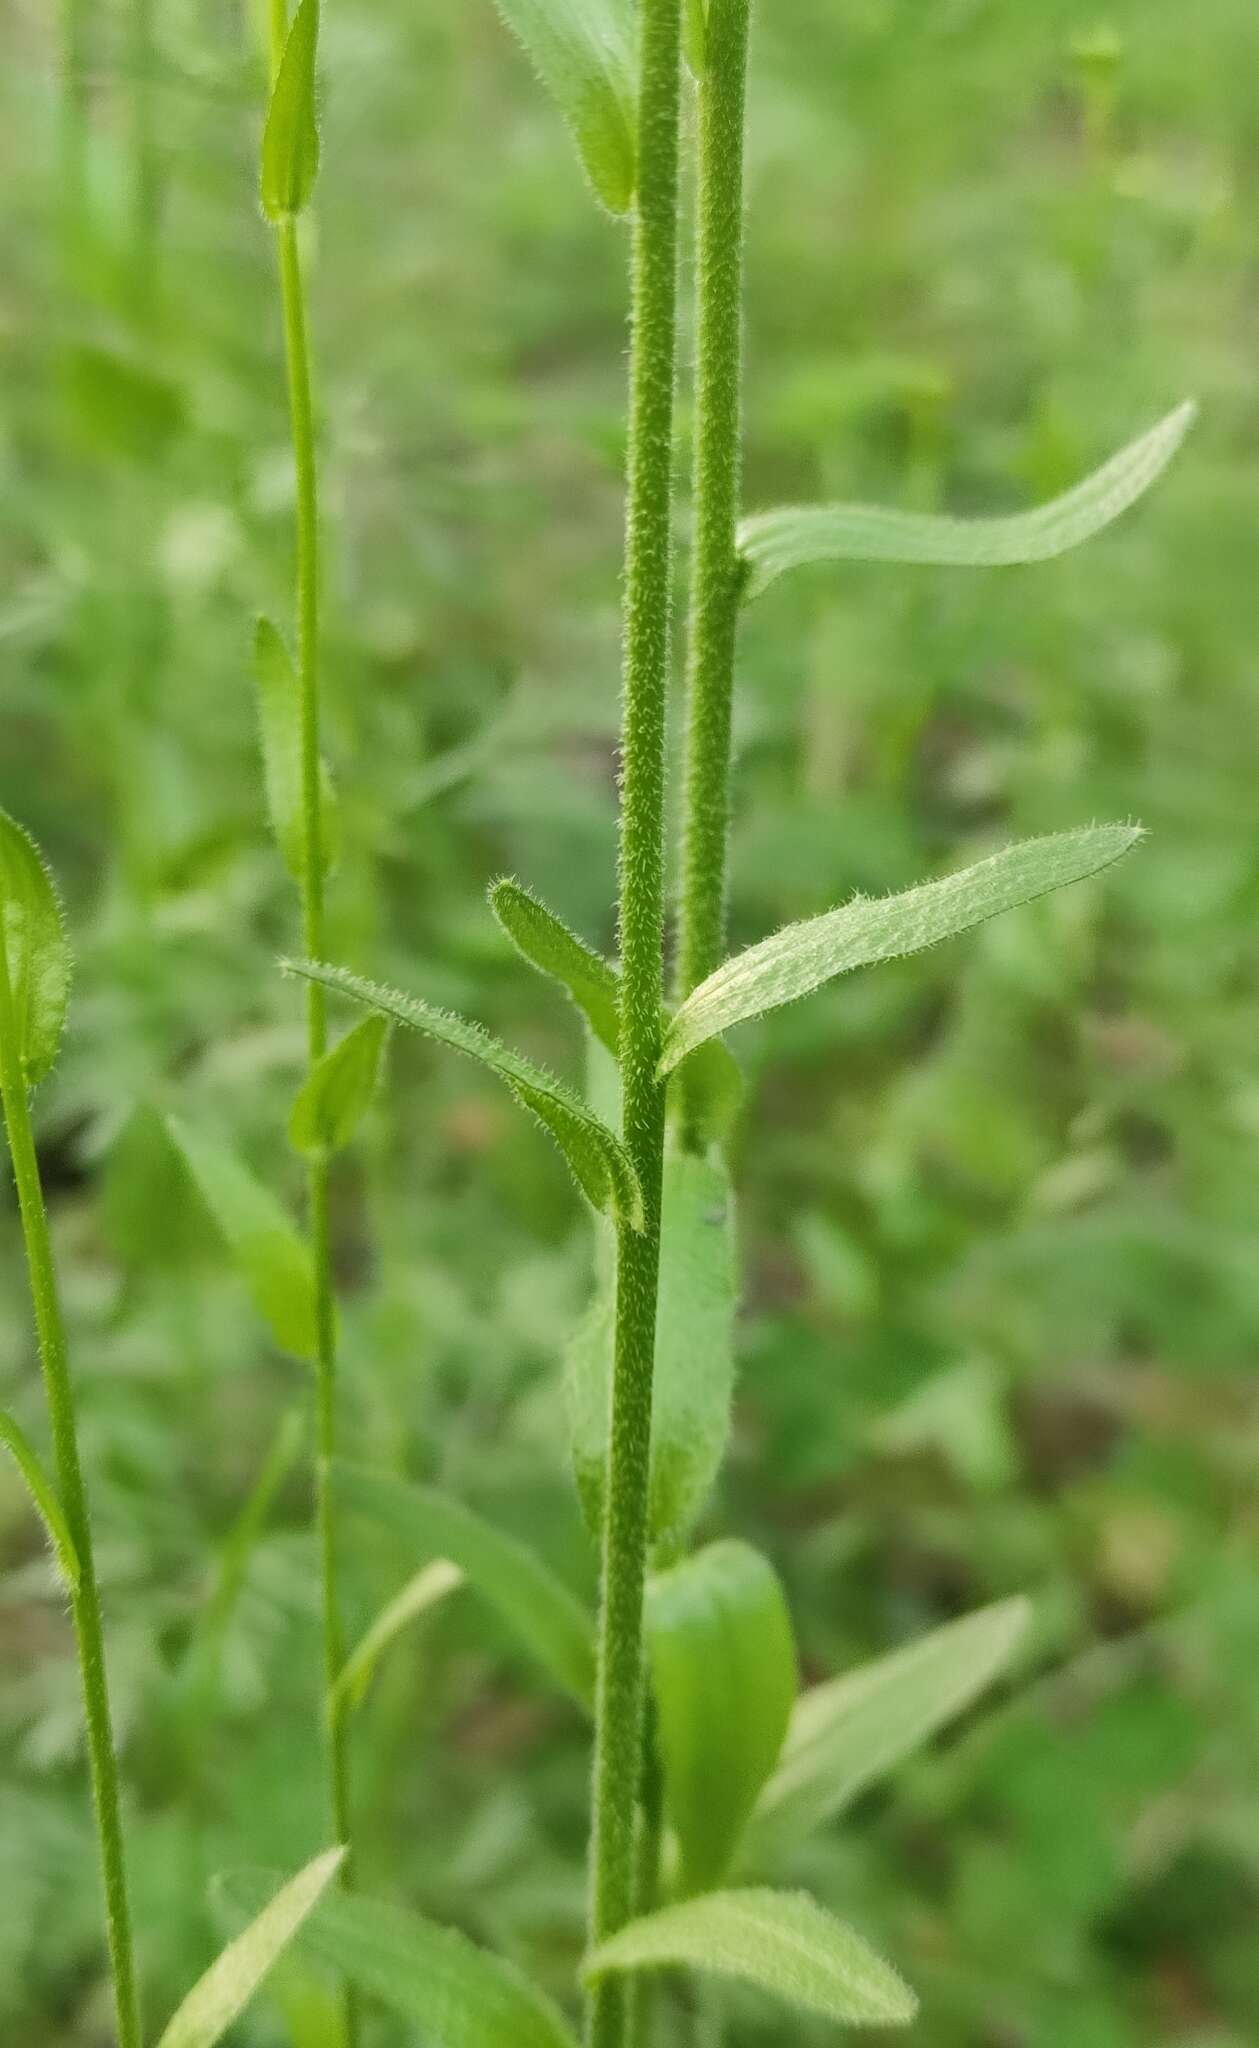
[2, 0, 1257, 2041]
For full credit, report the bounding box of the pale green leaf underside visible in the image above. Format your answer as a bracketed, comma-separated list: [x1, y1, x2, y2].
[259, 0, 320, 221]
[490, 877, 621, 1054]
[490, 0, 636, 214]
[0, 808, 71, 1086]
[333, 1461, 594, 1708]
[287, 959, 643, 1229]
[647, 1540, 796, 1892]
[253, 618, 340, 884]
[746, 1596, 1031, 1869]
[332, 1559, 463, 1716]
[221, 1870, 579, 2048]
[0, 1408, 80, 1592]
[585, 1890, 916, 2028]
[660, 824, 1143, 1075]
[738, 401, 1195, 600]
[158, 1848, 344, 2048]
[165, 1116, 319, 1361]
[289, 1014, 388, 1157]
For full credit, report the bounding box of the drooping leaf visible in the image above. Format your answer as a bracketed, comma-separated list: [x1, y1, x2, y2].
[660, 825, 1143, 1075]
[253, 619, 340, 884]
[165, 1117, 318, 1361]
[584, 1890, 916, 2028]
[260, 0, 320, 221]
[0, 1409, 80, 1593]
[568, 1147, 737, 1550]
[332, 1559, 463, 1716]
[286, 960, 643, 1229]
[738, 401, 1195, 600]
[647, 1541, 796, 1892]
[157, 1848, 345, 2048]
[490, 878, 621, 1055]
[289, 1015, 388, 1157]
[744, 1597, 1031, 1869]
[0, 809, 71, 1086]
[220, 1872, 579, 2048]
[488, 0, 636, 215]
[333, 1461, 594, 1708]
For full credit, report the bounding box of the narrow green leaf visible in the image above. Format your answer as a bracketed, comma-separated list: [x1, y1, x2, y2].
[332, 1558, 463, 1717]
[738, 401, 1195, 599]
[285, 959, 643, 1230]
[660, 825, 1143, 1075]
[0, 809, 72, 1086]
[584, 1890, 916, 2028]
[745, 1597, 1031, 1869]
[683, 0, 707, 74]
[253, 619, 340, 884]
[165, 1116, 319, 1362]
[0, 1408, 80, 1593]
[157, 1848, 345, 2048]
[259, 0, 320, 222]
[333, 1461, 594, 1708]
[289, 1014, 388, 1158]
[568, 1147, 737, 1550]
[220, 1874, 579, 2048]
[647, 1541, 796, 1892]
[488, 0, 636, 215]
[490, 878, 621, 1055]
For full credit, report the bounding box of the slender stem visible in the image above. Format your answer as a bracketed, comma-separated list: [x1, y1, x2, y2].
[674, 0, 752, 1139]
[0, 949, 142, 2048]
[626, 1731, 664, 2048]
[586, 2, 682, 2044]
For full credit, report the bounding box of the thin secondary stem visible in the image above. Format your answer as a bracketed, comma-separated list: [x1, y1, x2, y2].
[674, 0, 752, 1090]
[586, 0, 682, 2043]
[0, 948, 142, 2048]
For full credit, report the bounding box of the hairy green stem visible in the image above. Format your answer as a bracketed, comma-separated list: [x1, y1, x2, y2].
[586, 3, 682, 2045]
[675, 0, 752, 1137]
[0, 945, 142, 2048]
[626, 1732, 664, 2048]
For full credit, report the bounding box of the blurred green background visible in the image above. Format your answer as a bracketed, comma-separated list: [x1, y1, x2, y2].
[3, 0, 1259, 2041]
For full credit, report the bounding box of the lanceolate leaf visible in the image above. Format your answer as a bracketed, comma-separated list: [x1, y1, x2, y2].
[490, 878, 620, 1054]
[489, 0, 636, 215]
[253, 619, 340, 884]
[286, 959, 643, 1229]
[0, 809, 71, 1086]
[745, 1597, 1031, 1869]
[568, 1147, 737, 1550]
[647, 1541, 796, 1893]
[660, 825, 1143, 1075]
[738, 401, 1195, 600]
[332, 1559, 463, 1716]
[259, 0, 321, 222]
[289, 1014, 388, 1157]
[333, 1461, 594, 1708]
[221, 1872, 579, 2048]
[0, 1408, 80, 1593]
[584, 1890, 916, 2028]
[165, 1116, 318, 1362]
[157, 1848, 345, 2048]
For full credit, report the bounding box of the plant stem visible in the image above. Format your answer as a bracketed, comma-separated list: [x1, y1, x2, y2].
[674, 0, 752, 1139]
[275, 196, 358, 2046]
[0, 946, 142, 2048]
[586, 2, 682, 2044]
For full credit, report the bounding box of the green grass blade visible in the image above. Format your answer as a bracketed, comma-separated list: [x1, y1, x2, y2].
[0, 809, 71, 1087]
[0, 1407, 80, 1592]
[332, 1559, 463, 1716]
[157, 1848, 345, 2048]
[488, 0, 636, 214]
[165, 1116, 319, 1361]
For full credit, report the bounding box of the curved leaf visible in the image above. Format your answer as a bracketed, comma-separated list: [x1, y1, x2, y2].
[332, 1559, 463, 1717]
[584, 1890, 916, 2028]
[260, 0, 320, 222]
[490, 878, 621, 1055]
[489, 0, 636, 215]
[158, 1848, 345, 2048]
[647, 1541, 796, 1892]
[333, 1461, 594, 1708]
[289, 1014, 388, 1157]
[286, 959, 643, 1229]
[0, 1408, 79, 1593]
[0, 809, 71, 1086]
[660, 824, 1143, 1075]
[253, 618, 340, 883]
[165, 1116, 318, 1361]
[745, 1597, 1031, 1868]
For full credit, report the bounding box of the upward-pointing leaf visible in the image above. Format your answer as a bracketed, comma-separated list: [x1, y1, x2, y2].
[660, 825, 1143, 1075]
[0, 809, 71, 1086]
[738, 401, 1195, 600]
[490, 878, 621, 1055]
[165, 1117, 319, 1362]
[286, 959, 643, 1229]
[0, 1408, 80, 1593]
[488, 0, 636, 215]
[260, 0, 320, 222]
[253, 619, 340, 884]
[157, 1848, 345, 2048]
[289, 1014, 388, 1157]
[332, 1559, 463, 1717]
